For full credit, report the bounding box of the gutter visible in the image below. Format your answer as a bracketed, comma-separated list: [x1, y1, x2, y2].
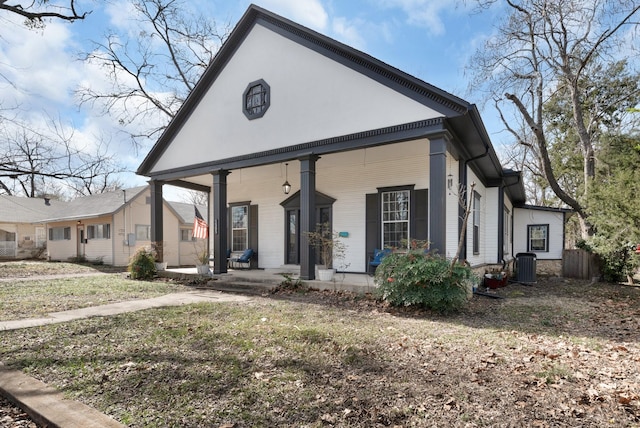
[457, 110, 491, 262]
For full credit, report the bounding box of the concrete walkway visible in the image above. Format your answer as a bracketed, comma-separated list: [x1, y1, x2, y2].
[0, 289, 252, 427]
[0, 290, 252, 331]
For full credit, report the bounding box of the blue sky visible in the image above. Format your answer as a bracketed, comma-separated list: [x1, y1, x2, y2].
[0, 0, 505, 199]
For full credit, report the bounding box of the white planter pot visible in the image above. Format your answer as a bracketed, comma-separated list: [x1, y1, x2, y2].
[196, 264, 210, 275]
[155, 262, 167, 271]
[317, 268, 335, 281]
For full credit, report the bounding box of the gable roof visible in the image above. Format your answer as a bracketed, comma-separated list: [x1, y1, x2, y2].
[0, 195, 67, 223]
[40, 186, 148, 223]
[166, 201, 207, 224]
[136, 4, 493, 178]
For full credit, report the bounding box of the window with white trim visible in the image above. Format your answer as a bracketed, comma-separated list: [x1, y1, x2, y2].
[87, 224, 111, 240]
[382, 190, 410, 249]
[49, 227, 71, 241]
[528, 224, 549, 252]
[503, 206, 510, 256]
[180, 228, 194, 242]
[135, 224, 150, 241]
[231, 205, 248, 251]
[472, 191, 481, 255]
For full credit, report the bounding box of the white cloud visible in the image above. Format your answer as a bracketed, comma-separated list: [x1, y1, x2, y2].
[255, 0, 328, 31]
[0, 15, 82, 108]
[375, 0, 473, 36]
[331, 16, 366, 49]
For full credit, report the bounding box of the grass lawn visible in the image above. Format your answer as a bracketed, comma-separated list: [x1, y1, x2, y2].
[0, 262, 639, 427]
[0, 261, 190, 321]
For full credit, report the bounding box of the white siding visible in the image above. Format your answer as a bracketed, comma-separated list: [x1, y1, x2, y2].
[513, 208, 565, 260]
[484, 187, 500, 264]
[113, 190, 153, 266]
[445, 156, 460, 259]
[151, 23, 440, 174]
[465, 169, 488, 267]
[46, 221, 78, 262]
[503, 195, 514, 260]
[83, 216, 115, 264]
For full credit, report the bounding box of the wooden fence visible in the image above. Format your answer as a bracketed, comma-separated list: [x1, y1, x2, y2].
[562, 249, 600, 280]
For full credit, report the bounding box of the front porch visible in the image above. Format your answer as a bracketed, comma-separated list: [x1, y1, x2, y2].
[160, 266, 378, 295]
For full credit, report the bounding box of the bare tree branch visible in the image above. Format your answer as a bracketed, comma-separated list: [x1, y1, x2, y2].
[0, 0, 88, 24]
[76, 0, 230, 147]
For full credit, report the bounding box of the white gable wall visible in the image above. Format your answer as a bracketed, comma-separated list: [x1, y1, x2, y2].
[151, 23, 441, 174]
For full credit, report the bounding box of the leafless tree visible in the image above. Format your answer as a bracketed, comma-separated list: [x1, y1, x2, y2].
[77, 0, 230, 148]
[469, 0, 640, 238]
[0, 0, 88, 26]
[0, 117, 125, 197]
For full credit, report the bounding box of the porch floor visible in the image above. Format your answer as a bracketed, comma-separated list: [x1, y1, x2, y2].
[161, 267, 378, 295]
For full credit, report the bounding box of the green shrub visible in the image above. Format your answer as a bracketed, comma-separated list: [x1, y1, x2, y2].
[128, 247, 157, 280]
[374, 250, 475, 312]
[577, 239, 639, 283]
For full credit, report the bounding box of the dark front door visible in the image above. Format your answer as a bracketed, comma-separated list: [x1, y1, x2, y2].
[286, 209, 298, 264]
[285, 206, 332, 265]
[282, 191, 335, 265]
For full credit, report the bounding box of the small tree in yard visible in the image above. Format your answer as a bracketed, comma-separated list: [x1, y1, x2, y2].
[375, 249, 475, 313]
[375, 184, 477, 313]
[128, 247, 157, 280]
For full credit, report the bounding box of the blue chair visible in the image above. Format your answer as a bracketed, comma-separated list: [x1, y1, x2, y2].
[230, 248, 254, 269]
[368, 248, 392, 274]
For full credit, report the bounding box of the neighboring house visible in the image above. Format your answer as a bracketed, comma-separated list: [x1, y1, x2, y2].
[136, 4, 565, 279]
[40, 186, 206, 267]
[0, 195, 61, 259]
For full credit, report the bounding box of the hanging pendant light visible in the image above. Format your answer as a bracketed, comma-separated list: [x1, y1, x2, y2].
[282, 163, 291, 194]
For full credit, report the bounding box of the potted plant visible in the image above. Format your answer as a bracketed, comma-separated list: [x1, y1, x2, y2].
[305, 223, 347, 281]
[483, 268, 509, 289]
[151, 242, 168, 271]
[195, 248, 210, 275]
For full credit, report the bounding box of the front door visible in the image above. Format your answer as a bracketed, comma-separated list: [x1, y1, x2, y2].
[77, 226, 85, 259]
[282, 190, 336, 265]
[285, 206, 332, 265]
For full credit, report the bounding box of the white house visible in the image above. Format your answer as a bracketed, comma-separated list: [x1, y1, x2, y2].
[0, 195, 61, 259]
[40, 186, 206, 267]
[136, 4, 564, 280]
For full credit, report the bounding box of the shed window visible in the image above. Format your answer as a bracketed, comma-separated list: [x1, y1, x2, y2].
[528, 224, 549, 252]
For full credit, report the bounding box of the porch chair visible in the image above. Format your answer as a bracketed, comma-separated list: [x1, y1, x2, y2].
[368, 248, 392, 275]
[230, 248, 254, 269]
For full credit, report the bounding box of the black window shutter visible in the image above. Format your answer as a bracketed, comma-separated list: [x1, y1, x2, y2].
[249, 204, 259, 268]
[365, 193, 379, 266]
[413, 189, 428, 242]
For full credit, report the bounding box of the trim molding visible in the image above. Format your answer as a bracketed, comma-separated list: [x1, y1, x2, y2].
[148, 118, 446, 181]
